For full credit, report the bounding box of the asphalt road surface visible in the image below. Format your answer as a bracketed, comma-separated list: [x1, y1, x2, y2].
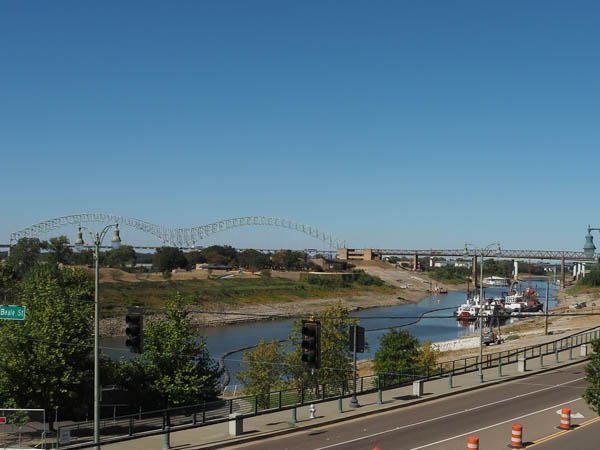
[230, 362, 596, 450]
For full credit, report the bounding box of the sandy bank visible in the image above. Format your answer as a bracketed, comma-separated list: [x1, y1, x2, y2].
[99, 263, 451, 337]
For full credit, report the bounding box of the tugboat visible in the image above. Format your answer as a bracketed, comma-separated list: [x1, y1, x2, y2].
[505, 288, 543, 313]
[429, 282, 448, 294]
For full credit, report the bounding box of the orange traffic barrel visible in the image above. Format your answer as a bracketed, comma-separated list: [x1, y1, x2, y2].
[559, 407, 571, 430]
[508, 423, 524, 448]
[467, 435, 479, 449]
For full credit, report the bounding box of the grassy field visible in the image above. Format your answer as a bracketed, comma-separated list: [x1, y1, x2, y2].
[564, 284, 600, 297]
[99, 275, 396, 317]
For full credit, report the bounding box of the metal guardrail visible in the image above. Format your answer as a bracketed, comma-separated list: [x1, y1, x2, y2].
[56, 326, 600, 449]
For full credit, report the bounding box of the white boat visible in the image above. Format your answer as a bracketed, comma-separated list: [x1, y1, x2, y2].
[504, 291, 526, 313]
[455, 297, 480, 321]
[504, 289, 543, 313]
[455, 304, 480, 321]
[483, 276, 510, 287]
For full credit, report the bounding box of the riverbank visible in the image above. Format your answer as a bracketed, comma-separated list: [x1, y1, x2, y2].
[100, 292, 417, 336]
[99, 263, 449, 336]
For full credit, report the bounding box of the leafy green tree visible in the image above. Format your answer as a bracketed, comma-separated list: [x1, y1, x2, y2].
[580, 265, 600, 287]
[373, 329, 421, 375]
[271, 250, 305, 271]
[286, 302, 357, 389]
[184, 250, 207, 267]
[104, 245, 136, 268]
[0, 264, 94, 428]
[71, 248, 94, 266]
[0, 263, 19, 302]
[238, 249, 270, 271]
[238, 339, 286, 408]
[8, 238, 43, 277]
[200, 245, 238, 266]
[44, 235, 73, 266]
[583, 339, 600, 412]
[122, 295, 221, 408]
[153, 247, 188, 272]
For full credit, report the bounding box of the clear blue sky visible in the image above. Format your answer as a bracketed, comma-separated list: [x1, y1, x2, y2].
[1, 1, 598, 251]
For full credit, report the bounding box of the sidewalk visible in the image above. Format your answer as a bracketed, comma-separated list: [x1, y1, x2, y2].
[101, 344, 592, 450]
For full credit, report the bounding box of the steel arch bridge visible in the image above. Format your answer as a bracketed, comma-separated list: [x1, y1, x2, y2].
[10, 213, 347, 249]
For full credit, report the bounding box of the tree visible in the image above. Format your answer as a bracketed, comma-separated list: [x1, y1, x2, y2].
[0, 263, 19, 302]
[153, 247, 188, 272]
[0, 264, 94, 427]
[286, 302, 357, 389]
[184, 250, 207, 268]
[7, 238, 43, 277]
[271, 250, 305, 271]
[238, 249, 270, 271]
[237, 339, 285, 408]
[580, 265, 600, 287]
[413, 340, 440, 375]
[104, 245, 136, 268]
[373, 329, 421, 376]
[44, 235, 73, 266]
[72, 248, 94, 266]
[583, 339, 600, 413]
[121, 294, 221, 408]
[200, 245, 238, 266]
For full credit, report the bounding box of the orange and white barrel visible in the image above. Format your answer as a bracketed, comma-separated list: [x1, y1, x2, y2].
[559, 407, 571, 430]
[467, 435, 479, 449]
[509, 423, 524, 448]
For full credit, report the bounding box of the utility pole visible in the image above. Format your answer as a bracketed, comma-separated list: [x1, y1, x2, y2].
[545, 280, 550, 335]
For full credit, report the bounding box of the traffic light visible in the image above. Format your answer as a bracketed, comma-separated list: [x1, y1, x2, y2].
[301, 320, 321, 369]
[125, 310, 144, 354]
[349, 325, 365, 353]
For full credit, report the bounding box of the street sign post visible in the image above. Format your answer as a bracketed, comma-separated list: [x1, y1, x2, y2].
[0, 305, 26, 321]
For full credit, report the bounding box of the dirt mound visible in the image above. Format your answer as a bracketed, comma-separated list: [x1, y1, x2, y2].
[81, 267, 262, 283]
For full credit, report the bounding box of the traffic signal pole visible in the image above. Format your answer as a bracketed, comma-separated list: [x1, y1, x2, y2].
[349, 325, 360, 408]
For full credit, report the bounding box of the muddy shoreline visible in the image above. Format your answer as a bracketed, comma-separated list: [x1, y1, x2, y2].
[100, 291, 425, 337]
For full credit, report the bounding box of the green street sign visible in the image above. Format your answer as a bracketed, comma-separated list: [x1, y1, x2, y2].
[0, 305, 26, 321]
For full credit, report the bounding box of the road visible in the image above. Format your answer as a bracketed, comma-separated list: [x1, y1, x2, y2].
[230, 362, 596, 449]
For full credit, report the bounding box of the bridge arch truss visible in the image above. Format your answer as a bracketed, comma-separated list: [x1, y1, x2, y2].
[10, 214, 346, 249]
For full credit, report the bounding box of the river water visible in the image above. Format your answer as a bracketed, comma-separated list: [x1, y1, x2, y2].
[102, 279, 558, 386]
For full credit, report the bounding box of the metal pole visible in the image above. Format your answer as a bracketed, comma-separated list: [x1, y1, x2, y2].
[349, 326, 360, 408]
[545, 280, 549, 335]
[479, 253, 484, 383]
[94, 237, 100, 450]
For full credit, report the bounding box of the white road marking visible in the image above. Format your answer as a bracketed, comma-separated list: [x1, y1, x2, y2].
[408, 398, 583, 449]
[313, 377, 583, 450]
[555, 409, 585, 418]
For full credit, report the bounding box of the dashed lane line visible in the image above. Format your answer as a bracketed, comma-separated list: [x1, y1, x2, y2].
[313, 377, 583, 450]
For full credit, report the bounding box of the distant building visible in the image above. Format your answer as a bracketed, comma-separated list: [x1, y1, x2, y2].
[454, 261, 471, 268]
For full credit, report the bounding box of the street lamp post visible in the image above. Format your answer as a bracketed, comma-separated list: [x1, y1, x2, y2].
[75, 224, 121, 450]
[464, 242, 501, 383]
[584, 226, 598, 259]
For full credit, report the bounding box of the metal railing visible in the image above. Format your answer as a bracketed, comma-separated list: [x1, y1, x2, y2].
[56, 326, 600, 449]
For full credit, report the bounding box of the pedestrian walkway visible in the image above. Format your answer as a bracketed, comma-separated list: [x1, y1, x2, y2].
[101, 343, 592, 450]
